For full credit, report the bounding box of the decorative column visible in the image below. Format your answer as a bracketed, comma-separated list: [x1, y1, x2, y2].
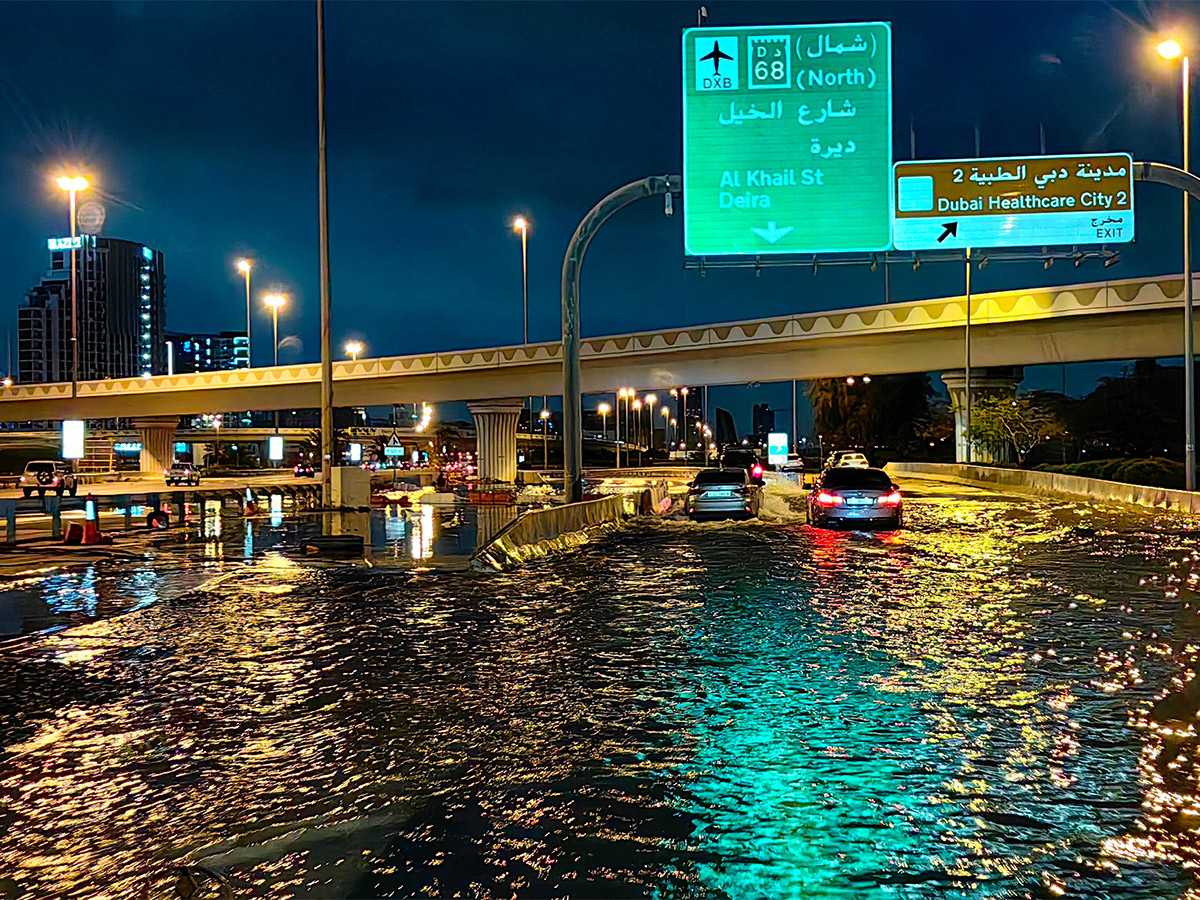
[131, 416, 178, 474]
[941, 367, 1024, 464]
[468, 399, 524, 485]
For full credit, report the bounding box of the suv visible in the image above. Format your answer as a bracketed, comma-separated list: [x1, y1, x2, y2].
[21, 461, 78, 498]
[164, 461, 200, 486]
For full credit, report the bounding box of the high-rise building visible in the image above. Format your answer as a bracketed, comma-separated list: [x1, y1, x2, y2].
[166, 330, 249, 374]
[17, 236, 166, 385]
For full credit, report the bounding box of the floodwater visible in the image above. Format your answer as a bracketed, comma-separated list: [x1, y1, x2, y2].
[3, 483, 1200, 898]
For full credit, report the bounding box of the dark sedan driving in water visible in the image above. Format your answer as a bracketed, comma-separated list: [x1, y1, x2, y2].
[808, 466, 902, 530]
[685, 468, 762, 520]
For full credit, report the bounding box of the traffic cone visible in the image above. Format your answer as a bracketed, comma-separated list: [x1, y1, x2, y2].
[82, 494, 103, 545]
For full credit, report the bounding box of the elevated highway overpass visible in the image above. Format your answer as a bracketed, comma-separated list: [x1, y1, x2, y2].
[1, 274, 1195, 424]
[1, 273, 1195, 478]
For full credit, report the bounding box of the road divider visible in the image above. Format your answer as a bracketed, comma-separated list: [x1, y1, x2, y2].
[887, 461, 1200, 514]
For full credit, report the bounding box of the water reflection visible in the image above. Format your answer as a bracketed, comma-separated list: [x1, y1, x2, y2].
[1, 494, 1199, 896]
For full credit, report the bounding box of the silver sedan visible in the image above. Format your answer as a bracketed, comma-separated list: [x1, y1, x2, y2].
[685, 468, 763, 520]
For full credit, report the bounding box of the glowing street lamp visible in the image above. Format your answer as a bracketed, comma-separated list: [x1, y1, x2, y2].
[345, 340, 364, 361]
[661, 406, 671, 449]
[263, 294, 286, 366]
[597, 402, 611, 442]
[56, 174, 89, 396]
[645, 393, 658, 451]
[236, 259, 253, 364]
[1157, 35, 1195, 488]
[540, 407, 551, 468]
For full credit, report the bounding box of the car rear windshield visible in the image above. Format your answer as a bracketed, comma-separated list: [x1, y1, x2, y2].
[695, 469, 746, 485]
[722, 451, 758, 466]
[822, 468, 892, 490]
[25, 463, 54, 472]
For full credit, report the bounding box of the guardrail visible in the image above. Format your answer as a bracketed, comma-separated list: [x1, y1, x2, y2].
[1, 482, 321, 545]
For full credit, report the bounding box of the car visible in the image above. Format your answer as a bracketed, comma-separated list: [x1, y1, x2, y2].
[164, 462, 200, 486]
[294, 462, 316, 478]
[720, 448, 764, 484]
[824, 450, 870, 470]
[779, 454, 805, 473]
[20, 461, 78, 498]
[808, 466, 902, 530]
[684, 467, 762, 520]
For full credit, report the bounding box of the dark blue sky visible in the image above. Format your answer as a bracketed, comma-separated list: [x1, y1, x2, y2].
[1, 1, 1198, 430]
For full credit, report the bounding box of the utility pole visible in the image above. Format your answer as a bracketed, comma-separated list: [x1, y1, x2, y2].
[317, 0, 335, 506]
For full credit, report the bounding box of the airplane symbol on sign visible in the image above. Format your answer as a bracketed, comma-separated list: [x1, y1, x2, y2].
[700, 41, 733, 75]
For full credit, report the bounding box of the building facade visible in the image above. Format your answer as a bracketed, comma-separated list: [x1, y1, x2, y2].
[166, 330, 249, 374]
[17, 236, 166, 385]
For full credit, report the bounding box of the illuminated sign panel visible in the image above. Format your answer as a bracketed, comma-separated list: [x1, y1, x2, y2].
[892, 153, 1134, 250]
[112, 442, 143, 453]
[348, 442, 362, 463]
[767, 433, 789, 465]
[268, 435, 284, 462]
[682, 22, 893, 256]
[48, 236, 84, 251]
[62, 420, 85, 459]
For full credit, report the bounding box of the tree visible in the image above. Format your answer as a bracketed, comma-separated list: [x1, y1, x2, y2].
[966, 392, 1065, 466]
[807, 373, 934, 457]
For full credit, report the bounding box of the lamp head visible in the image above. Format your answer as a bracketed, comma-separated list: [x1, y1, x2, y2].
[1158, 39, 1183, 60]
[56, 176, 89, 192]
[237, 259, 252, 274]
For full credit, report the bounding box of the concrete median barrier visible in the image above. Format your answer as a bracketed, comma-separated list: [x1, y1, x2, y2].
[472, 495, 625, 570]
[887, 461, 1200, 514]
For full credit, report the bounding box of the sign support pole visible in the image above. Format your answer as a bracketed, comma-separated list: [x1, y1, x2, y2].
[316, 0, 335, 508]
[561, 175, 680, 503]
[964, 247, 972, 465]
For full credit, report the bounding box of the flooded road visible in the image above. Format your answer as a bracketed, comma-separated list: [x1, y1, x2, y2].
[2, 483, 1200, 897]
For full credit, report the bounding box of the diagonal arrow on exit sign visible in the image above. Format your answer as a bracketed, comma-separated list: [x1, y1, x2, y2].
[750, 221, 794, 244]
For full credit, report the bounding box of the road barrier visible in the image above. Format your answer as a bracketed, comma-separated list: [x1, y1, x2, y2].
[0, 483, 321, 545]
[472, 495, 625, 570]
[887, 461, 1200, 514]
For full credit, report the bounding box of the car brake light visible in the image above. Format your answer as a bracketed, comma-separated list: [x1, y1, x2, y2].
[883, 490, 902, 506]
[752, 464, 763, 478]
[816, 491, 843, 507]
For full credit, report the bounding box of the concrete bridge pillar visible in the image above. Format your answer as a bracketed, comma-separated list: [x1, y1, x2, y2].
[468, 399, 524, 484]
[941, 367, 1024, 464]
[132, 416, 178, 474]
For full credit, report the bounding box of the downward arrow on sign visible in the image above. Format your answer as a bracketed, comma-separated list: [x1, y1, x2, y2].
[751, 221, 794, 244]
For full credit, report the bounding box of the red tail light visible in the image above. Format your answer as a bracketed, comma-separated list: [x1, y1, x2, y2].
[883, 490, 902, 506]
[816, 491, 843, 507]
[752, 464, 763, 478]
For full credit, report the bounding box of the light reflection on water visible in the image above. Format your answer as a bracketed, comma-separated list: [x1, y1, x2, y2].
[1, 493, 1199, 896]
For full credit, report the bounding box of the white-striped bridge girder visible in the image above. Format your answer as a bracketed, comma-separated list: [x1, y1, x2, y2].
[0, 273, 1195, 422]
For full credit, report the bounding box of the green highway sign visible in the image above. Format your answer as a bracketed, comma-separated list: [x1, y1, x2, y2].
[682, 22, 892, 256]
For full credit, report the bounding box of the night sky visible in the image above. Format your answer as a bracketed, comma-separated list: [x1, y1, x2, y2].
[1, 1, 1198, 432]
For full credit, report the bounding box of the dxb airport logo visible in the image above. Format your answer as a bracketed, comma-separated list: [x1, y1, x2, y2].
[695, 37, 738, 90]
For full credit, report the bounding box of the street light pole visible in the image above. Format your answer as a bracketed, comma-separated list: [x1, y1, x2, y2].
[237, 260, 252, 365]
[1187, 54, 1195, 490]
[265, 294, 286, 433]
[1158, 39, 1195, 489]
[317, 0, 335, 507]
[56, 176, 88, 395]
[514, 216, 531, 434]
